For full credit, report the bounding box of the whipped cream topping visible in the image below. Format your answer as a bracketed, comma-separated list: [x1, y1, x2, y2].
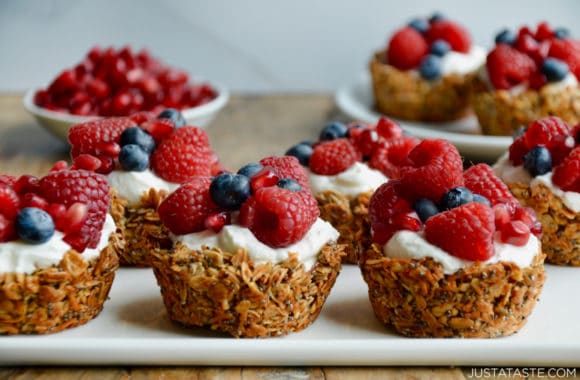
[439, 45, 486, 76]
[384, 230, 539, 275]
[107, 170, 179, 206]
[307, 162, 388, 196]
[493, 153, 580, 213]
[174, 218, 339, 271]
[0, 214, 116, 274]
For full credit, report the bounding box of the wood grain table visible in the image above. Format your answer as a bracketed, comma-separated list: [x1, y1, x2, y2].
[0, 94, 575, 380]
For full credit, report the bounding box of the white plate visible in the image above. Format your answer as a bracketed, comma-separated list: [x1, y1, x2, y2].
[1, 265, 578, 366]
[335, 74, 513, 161]
[23, 82, 229, 142]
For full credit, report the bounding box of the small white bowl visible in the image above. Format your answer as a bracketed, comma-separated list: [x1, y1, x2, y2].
[23, 82, 229, 142]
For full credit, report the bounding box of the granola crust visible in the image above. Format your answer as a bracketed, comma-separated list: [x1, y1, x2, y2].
[359, 243, 546, 338]
[110, 188, 171, 267]
[369, 52, 474, 122]
[471, 76, 580, 136]
[0, 232, 121, 335]
[316, 189, 372, 264]
[150, 242, 346, 338]
[508, 182, 580, 266]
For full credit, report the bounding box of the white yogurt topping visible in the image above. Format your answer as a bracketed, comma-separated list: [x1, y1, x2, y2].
[439, 45, 486, 76]
[174, 218, 339, 271]
[384, 230, 539, 275]
[307, 162, 388, 196]
[493, 153, 580, 213]
[0, 214, 116, 274]
[107, 170, 179, 206]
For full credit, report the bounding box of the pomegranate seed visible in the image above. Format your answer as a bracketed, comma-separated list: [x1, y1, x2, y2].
[73, 154, 102, 171]
[204, 211, 231, 232]
[493, 204, 511, 229]
[357, 129, 379, 157]
[250, 169, 280, 193]
[96, 155, 115, 174]
[14, 175, 39, 195]
[50, 161, 69, 172]
[95, 141, 121, 158]
[61, 203, 88, 235]
[48, 203, 67, 230]
[87, 78, 110, 99]
[500, 220, 531, 246]
[141, 120, 174, 143]
[20, 193, 49, 210]
[376, 117, 403, 139]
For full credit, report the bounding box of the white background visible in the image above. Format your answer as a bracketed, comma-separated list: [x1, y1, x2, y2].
[1, 0, 579, 93]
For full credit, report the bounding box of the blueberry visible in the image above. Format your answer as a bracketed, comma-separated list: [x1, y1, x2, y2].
[319, 122, 348, 141]
[542, 58, 569, 82]
[472, 194, 491, 207]
[513, 126, 528, 138]
[494, 28, 516, 45]
[210, 173, 250, 210]
[285, 143, 314, 166]
[429, 12, 445, 23]
[277, 178, 302, 192]
[430, 39, 451, 56]
[15, 207, 55, 244]
[237, 163, 264, 178]
[554, 27, 570, 39]
[120, 127, 156, 154]
[408, 18, 429, 34]
[440, 186, 474, 210]
[524, 146, 552, 176]
[119, 144, 149, 172]
[419, 55, 442, 80]
[413, 198, 439, 223]
[157, 108, 186, 128]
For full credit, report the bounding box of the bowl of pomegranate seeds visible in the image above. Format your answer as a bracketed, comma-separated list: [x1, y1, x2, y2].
[23, 45, 228, 141]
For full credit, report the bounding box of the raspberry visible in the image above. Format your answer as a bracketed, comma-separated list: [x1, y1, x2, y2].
[0, 185, 20, 219]
[426, 20, 471, 53]
[369, 136, 419, 179]
[368, 180, 420, 244]
[525, 116, 571, 148]
[0, 214, 16, 242]
[309, 138, 362, 175]
[486, 44, 537, 90]
[425, 202, 495, 261]
[508, 135, 529, 166]
[535, 22, 555, 41]
[158, 177, 220, 235]
[463, 163, 515, 206]
[259, 156, 311, 191]
[549, 38, 580, 79]
[398, 139, 464, 202]
[150, 126, 213, 183]
[239, 186, 319, 248]
[38, 169, 110, 252]
[553, 146, 580, 192]
[68, 117, 135, 158]
[375, 117, 403, 140]
[387, 27, 429, 70]
[0, 175, 16, 186]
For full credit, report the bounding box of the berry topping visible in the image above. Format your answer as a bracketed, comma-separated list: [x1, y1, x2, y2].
[237, 163, 264, 179]
[309, 138, 362, 175]
[0, 185, 20, 219]
[499, 220, 531, 246]
[541, 58, 570, 82]
[259, 155, 311, 191]
[463, 163, 515, 206]
[413, 198, 440, 223]
[319, 122, 348, 141]
[210, 173, 251, 210]
[368, 136, 419, 179]
[285, 143, 313, 166]
[387, 27, 429, 70]
[495, 29, 517, 45]
[249, 168, 280, 193]
[425, 202, 495, 261]
[430, 39, 451, 56]
[277, 178, 302, 192]
[419, 54, 443, 80]
[440, 186, 474, 210]
[158, 177, 220, 235]
[398, 139, 464, 202]
[408, 18, 429, 34]
[157, 108, 186, 128]
[118, 144, 149, 172]
[486, 44, 537, 90]
[15, 208, 55, 244]
[426, 20, 471, 53]
[376, 117, 404, 139]
[68, 117, 136, 159]
[524, 146, 552, 176]
[552, 146, 580, 192]
[548, 38, 580, 80]
[554, 28, 571, 40]
[120, 126, 156, 154]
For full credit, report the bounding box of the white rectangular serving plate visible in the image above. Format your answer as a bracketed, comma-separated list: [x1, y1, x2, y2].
[1, 265, 579, 366]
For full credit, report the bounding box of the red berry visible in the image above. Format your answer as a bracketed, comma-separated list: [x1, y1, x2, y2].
[352, 128, 379, 157]
[535, 22, 554, 41]
[20, 193, 49, 210]
[426, 20, 471, 53]
[0, 185, 20, 219]
[72, 154, 102, 171]
[369, 136, 419, 179]
[38, 169, 110, 252]
[158, 177, 220, 235]
[493, 203, 511, 230]
[387, 27, 429, 70]
[486, 44, 537, 90]
[549, 38, 580, 80]
[0, 214, 16, 242]
[525, 116, 571, 149]
[50, 160, 69, 172]
[0, 175, 16, 186]
[204, 211, 230, 233]
[259, 156, 311, 191]
[553, 146, 580, 192]
[500, 220, 531, 246]
[239, 186, 319, 248]
[140, 119, 175, 143]
[250, 168, 279, 193]
[398, 139, 464, 202]
[508, 135, 529, 166]
[375, 117, 403, 140]
[463, 163, 515, 206]
[13, 175, 39, 195]
[69, 117, 135, 158]
[425, 202, 495, 261]
[60, 203, 89, 235]
[309, 138, 362, 175]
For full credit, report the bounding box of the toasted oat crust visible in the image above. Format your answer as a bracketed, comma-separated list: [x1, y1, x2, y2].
[471, 76, 580, 136]
[508, 182, 580, 266]
[369, 52, 474, 122]
[316, 189, 372, 264]
[111, 188, 171, 267]
[0, 232, 121, 335]
[359, 243, 546, 338]
[150, 241, 345, 338]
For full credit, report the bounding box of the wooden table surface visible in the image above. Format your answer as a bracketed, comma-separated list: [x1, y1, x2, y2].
[0, 94, 573, 380]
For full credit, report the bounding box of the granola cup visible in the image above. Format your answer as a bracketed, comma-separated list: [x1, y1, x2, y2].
[316, 189, 372, 264]
[471, 76, 580, 136]
[0, 232, 121, 335]
[369, 52, 475, 122]
[150, 241, 345, 338]
[110, 188, 171, 266]
[359, 243, 546, 338]
[507, 182, 580, 266]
